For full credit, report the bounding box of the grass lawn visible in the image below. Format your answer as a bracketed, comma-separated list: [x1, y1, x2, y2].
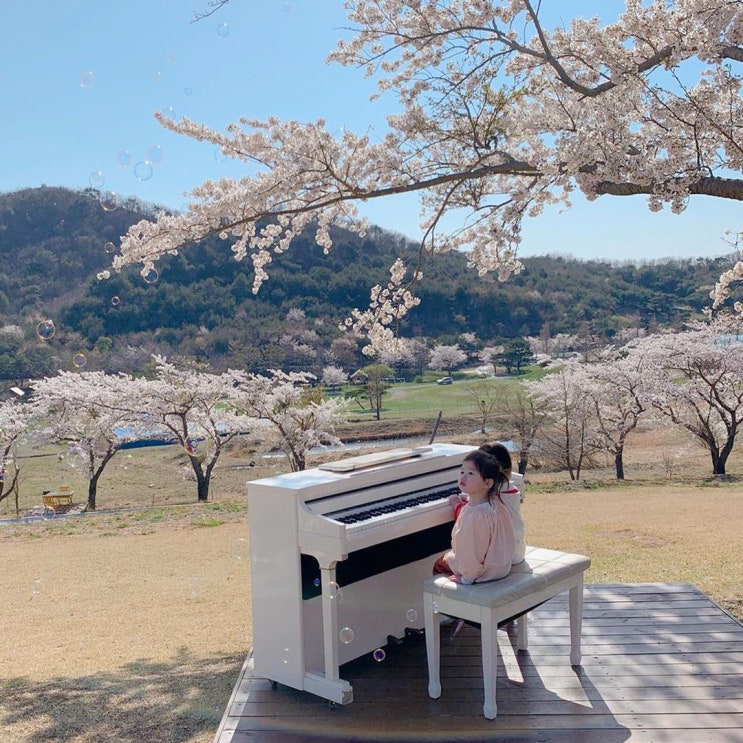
[1, 421, 742, 742]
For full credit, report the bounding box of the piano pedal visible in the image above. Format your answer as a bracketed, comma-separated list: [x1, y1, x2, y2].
[386, 633, 404, 648]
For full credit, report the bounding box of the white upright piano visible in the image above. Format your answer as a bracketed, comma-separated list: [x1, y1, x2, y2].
[247, 442, 474, 705]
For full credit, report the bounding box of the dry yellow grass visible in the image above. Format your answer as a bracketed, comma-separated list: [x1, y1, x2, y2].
[1, 426, 742, 742]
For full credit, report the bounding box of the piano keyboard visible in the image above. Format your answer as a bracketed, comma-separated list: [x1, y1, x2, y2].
[326, 483, 460, 529]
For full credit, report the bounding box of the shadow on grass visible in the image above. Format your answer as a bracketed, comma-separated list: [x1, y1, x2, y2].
[0, 648, 244, 743]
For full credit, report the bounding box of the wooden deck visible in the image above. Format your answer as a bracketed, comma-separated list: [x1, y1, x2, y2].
[214, 583, 743, 743]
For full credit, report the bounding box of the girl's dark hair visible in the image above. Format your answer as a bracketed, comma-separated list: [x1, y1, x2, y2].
[462, 450, 507, 499]
[479, 442, 512, 474]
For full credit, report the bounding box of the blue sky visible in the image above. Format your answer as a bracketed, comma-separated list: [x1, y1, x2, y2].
[1, 0, 740, 263]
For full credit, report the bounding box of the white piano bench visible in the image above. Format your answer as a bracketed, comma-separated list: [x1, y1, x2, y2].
[423, 546, 591, 720]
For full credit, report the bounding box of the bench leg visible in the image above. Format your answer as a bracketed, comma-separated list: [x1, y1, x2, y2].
[569, 574, 585, 666]
[516, 612, 528, 652]
[423, 593, 441, 699]
[481, 610, 499, 719]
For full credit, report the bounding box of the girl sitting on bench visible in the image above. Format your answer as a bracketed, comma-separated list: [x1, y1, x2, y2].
[432, 450, 515, 584]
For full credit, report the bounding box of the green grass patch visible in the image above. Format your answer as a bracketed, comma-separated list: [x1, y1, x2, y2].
[192, 517, 225, 528]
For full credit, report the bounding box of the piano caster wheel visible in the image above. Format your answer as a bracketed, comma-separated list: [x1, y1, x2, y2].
[328, 701, 338, 710]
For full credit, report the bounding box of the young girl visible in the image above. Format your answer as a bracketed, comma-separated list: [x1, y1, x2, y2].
[479, 442, 526, 565]
[433, 450, 515, 584]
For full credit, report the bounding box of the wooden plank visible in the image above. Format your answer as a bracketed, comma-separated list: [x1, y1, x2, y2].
[214, 583, 743, 743]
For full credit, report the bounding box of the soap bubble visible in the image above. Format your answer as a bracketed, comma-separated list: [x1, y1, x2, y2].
[282, 2, 291, 12]
[216, 22, 230, 37]
[152, 71, 162, 84]
[116, 150, 132, 168]
[147, 145, 164, 164]
[103, 241, 116, 254]
[134, 161, 153, 181]
[184, 86, 194, 96]
[99, 191, 118, 211]
[406, 608, 418, 623]
[161, 106, 177, 120]
[338, 626, 355, 644]
[79, 71, 95, 88]
[89, 170, 105, 188]
[326, 581, 340, 599]
[233, 538, 248, 561]
[111, 296, 120, 306]
[313, 577, 321, 588]
[72, 353, 87, 368]
[373, 648, 386, 662]
[142, 267, 159, 284]
[36, 320, 56, 340]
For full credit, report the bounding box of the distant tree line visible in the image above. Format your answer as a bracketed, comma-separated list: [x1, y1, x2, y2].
[0, 186, 740, 381]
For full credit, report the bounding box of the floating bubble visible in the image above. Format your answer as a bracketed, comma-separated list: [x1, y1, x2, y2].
[190, 576, 201, 596]
[134, 160, 153, 181]
[99, 191, 118, 211]
[97, 270, 111, 280]
[233, 538, 248, 561]
[142, 267, 159, 284]
[281, 647, 293, 665]
[89, 170, 105, 188]
[103, 241, 116, 254]
[116, 150, 133, 168]
[406, 608, 418, 623]
[282, 2, 291, 12]
[313, 577, 321, 588]
[216, 22, 230, 37]
[72, 353, 87, 368]
[36, 320, 56, 340]
[184, 86, 194, 96]
[147, 145, 164, 164]
[339, 626, 355, 644]
[373, 648, 386, 662]
[32, 579, 42, 597]
[326, 581, 340, 599]
[152, 71, 162, 84]
[214, 147, 227, 162]
[79, 70, 95, 88]
[161, 106, 177, 120]
[111, 296, 120, 306]
[58, 219, 65, 226]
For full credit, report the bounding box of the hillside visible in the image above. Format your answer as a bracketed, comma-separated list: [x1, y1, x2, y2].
[0, 186, 738, 377]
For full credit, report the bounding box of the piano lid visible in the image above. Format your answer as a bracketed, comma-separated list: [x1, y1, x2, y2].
[247, 442, 474, 499]
[317, 446, 432, 472]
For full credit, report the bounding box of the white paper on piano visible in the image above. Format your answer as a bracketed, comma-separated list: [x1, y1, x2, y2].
[318, 446, 433, 472]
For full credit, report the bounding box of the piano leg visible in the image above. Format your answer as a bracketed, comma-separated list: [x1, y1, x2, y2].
[304, 563, 353, 705]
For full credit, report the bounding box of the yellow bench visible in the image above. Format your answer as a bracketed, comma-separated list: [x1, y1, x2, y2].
[42, 492, 74, 512]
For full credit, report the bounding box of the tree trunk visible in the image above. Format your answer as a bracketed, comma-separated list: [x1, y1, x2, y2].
[87, 480, 97, 511]
[197, 473, 209, 501]
[615, 451, 625, 480]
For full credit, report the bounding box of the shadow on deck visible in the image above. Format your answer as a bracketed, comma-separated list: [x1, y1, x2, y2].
[215, 583, 743, 743]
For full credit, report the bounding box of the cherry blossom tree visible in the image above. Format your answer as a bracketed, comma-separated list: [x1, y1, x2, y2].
[229, 370, 345, 470]
[109, 1, 743, 347]
[139, 356, 259, 501]
[321, 365, 349, 388]
[0, 399, 36, 513]
[581, 351, 648, 479]
[628, 319, 743, 475]
[30, 371, 153, 511]
[494, 384, 548, 476]
[524, 360, 599, 480]
[428, 344, 466, 375]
